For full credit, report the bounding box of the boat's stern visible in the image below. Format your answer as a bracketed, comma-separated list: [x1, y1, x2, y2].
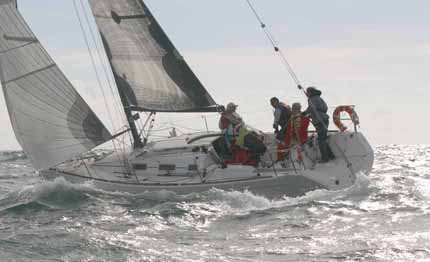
[329, 131, 374, 175]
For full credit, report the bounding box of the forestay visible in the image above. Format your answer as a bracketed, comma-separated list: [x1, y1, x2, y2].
[88, 0, 217, 112]
[0, 0, 112, 170]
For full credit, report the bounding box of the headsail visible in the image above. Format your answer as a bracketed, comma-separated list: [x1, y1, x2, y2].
[0, 0, 112, 170]
[88, 0, 217, 112]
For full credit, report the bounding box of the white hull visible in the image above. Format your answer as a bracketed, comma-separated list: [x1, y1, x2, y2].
[41, 131, 374, 198]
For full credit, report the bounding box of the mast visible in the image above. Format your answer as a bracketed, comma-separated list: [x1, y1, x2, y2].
[113, 72, 143, 148]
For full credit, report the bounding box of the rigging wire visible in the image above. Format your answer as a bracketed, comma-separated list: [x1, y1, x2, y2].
[76, 0, 133, 154]
[77, 0, 131, 144]
[72, 0, 116, 132]
[75, 1, 132, 155]
[78, 0, 134, 170]
[244, 0, 302, 88]
[72, 0, 128, 172]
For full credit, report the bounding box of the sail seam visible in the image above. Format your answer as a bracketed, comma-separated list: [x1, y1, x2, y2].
[1, 64, 55, 85]
[0, 40, 37, 54]
[93, 14, 146, 19]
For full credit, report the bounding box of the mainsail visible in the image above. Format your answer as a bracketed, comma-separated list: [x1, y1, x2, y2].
[88, 0, 217, 112]
[0, 0, 112, 170]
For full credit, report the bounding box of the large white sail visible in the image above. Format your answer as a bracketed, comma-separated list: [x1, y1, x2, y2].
[88, 0, 217, 112]
[0, 0, 111, 170]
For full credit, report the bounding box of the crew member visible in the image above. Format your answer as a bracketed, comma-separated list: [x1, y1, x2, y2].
[218, 102, 266, 163]
[284, 102, 310, 148]
[270, 97, 291, 160]
[219, 102, 243, 147]
[270, 97, 292, 141]
[302, 86, 335, 162]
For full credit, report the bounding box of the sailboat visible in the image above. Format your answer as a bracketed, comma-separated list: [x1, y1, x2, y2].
[0, 0, 373, 198]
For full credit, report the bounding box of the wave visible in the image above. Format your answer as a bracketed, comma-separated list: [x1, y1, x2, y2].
[0, 170, 372, 220]
[0, 177, 94, 213]
[0, 151, 27, 163]
[146, 172, 373, 220]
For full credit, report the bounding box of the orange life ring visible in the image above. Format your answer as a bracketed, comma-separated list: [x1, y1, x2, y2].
[332, 105, 359, 132]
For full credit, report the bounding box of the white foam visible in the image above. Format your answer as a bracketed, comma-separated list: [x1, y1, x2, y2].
[0, 177, 95, 211]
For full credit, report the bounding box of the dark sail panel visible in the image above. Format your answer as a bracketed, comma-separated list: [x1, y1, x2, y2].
[0, 0, 112, 170]
[88, 0, 217, 112]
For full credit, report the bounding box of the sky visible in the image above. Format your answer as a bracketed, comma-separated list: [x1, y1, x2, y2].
[0, 0, 429, 150]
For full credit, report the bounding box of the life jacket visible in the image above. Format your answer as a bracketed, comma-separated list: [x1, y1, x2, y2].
[219, 114, 230, 130]
[219, 112, 242, 129]
[234, 123, 249, 147]
[219, 113, 248, 147]
[284, 114, 310, 147]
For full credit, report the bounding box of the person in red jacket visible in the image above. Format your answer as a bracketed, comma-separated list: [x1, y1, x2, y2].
[284, 102, 310, 148]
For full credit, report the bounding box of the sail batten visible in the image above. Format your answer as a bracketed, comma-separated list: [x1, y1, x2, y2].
[88, 0, 217, 112]
[0, 0, 112, 170]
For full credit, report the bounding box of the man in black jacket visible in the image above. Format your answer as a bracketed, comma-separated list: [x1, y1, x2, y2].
[303, 87, 335, 162]
[270, 97, 292, 141]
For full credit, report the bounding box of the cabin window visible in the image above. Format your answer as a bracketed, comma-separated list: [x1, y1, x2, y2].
[188, 164, 198, 171]
[159, 164, 175, 171]
[133, 164, 147, 170]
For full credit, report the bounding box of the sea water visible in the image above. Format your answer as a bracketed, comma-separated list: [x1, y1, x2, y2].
[0, 145, 429, 262]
